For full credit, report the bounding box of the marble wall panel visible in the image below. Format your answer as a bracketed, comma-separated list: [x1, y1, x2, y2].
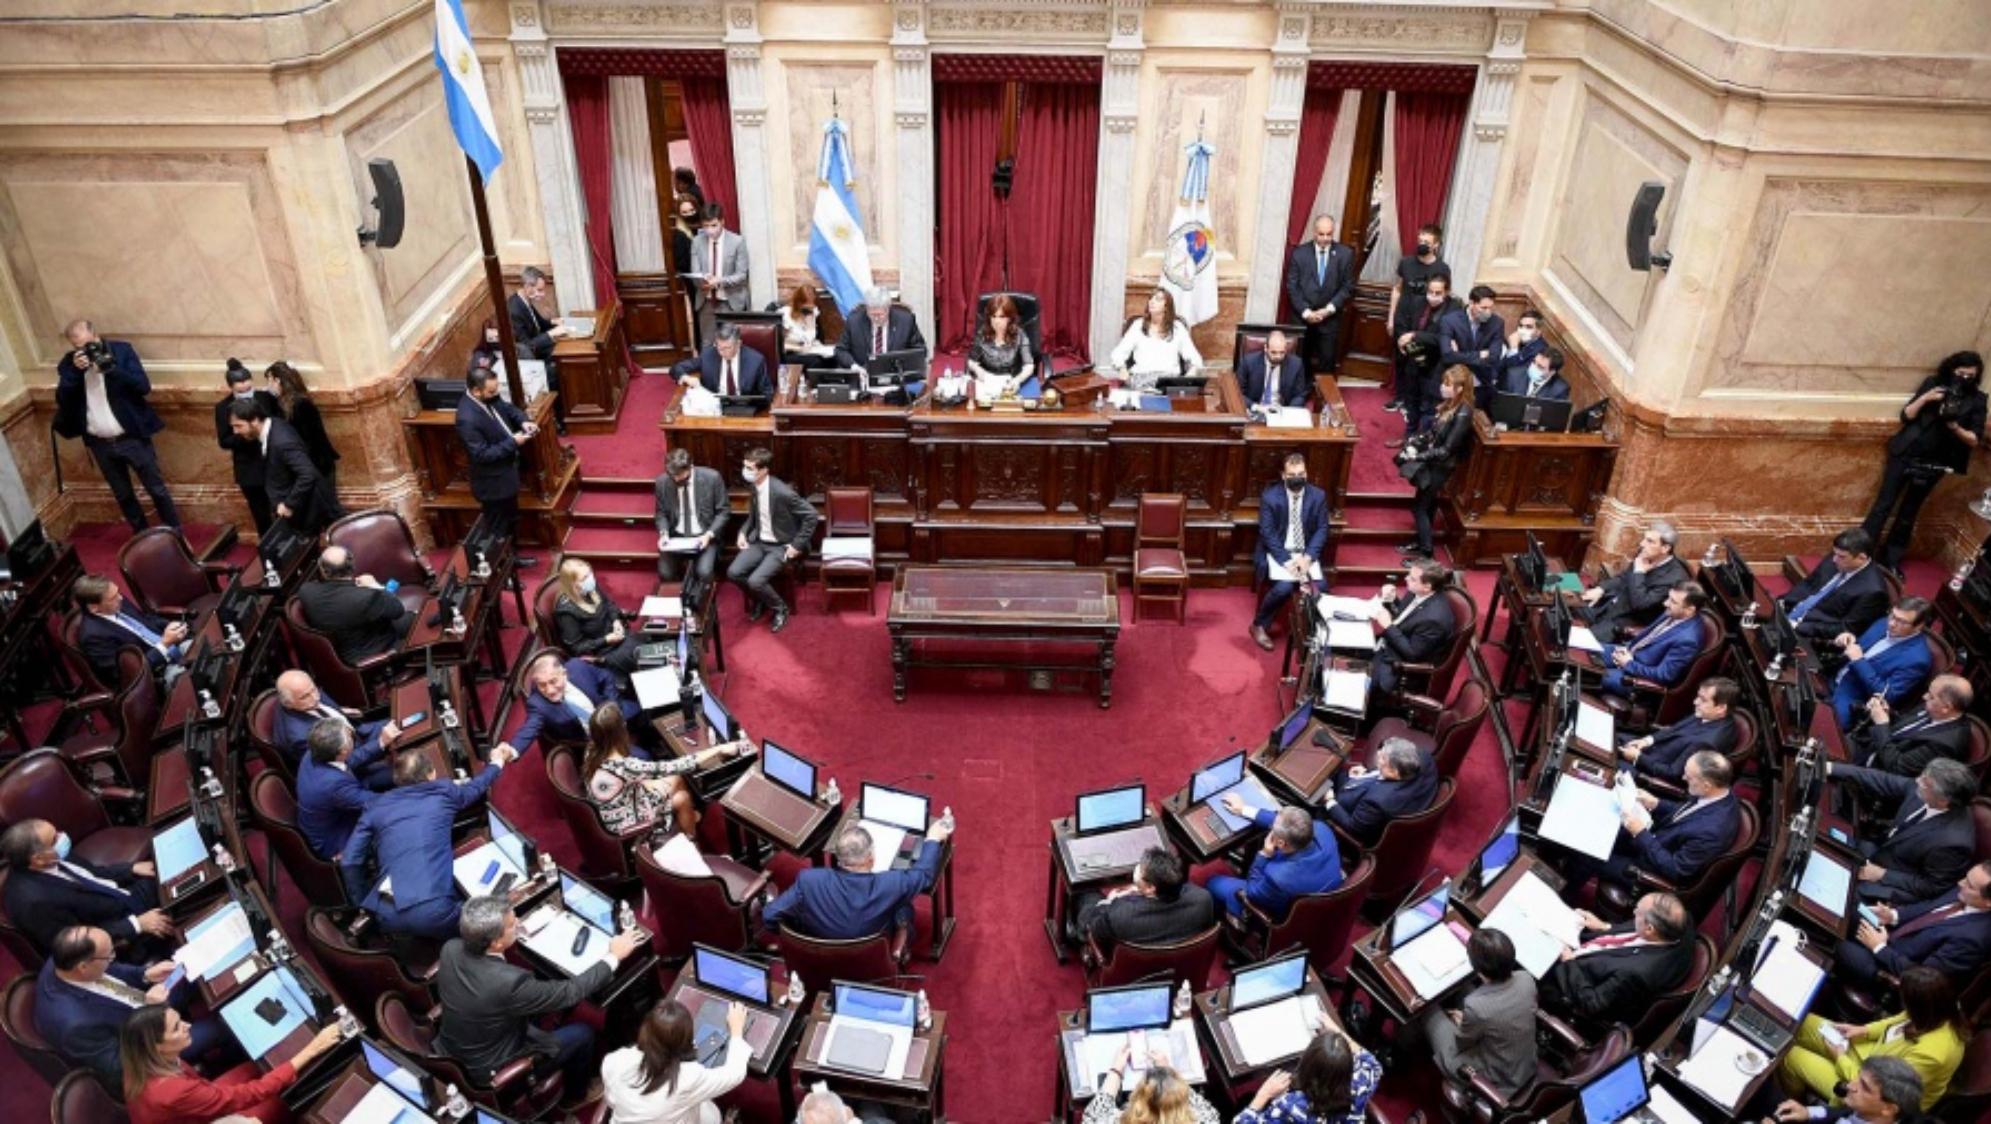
[1546, 94, 1684, 354]
[1135, 69, 1251, 271]
[344, 80, 479, 336]
[779, 62, 884, 255]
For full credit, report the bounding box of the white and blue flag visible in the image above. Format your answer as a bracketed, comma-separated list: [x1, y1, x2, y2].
[808, 117, 874, 313]
[433, 0, 504, 182]
[1159, 138, 1218, 326]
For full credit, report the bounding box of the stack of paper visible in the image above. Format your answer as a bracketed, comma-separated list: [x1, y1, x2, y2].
[523, 909, 616, 977]
[1677, 1025, 1757, 1109]
[1263, 406, 1313, 429]
[631, 665, 684, 709]
[1481, 871, 1583, 978]
[821, 536, 874, 562]
[1538, 773, 1624, 860]
[639, 595, 685, 618]
[1575, 699, 1615, 750]
[1323, 667, 1368, 713]
[1397, 926, 1473, 999]
[1566, 624, 1605, 653]
[1326, 621, 1376, 651]
[1317, 594, 1379, 622]
[1268, 557, 1324, 582]
[1228, 996, 1315, 1066]
[174, 905, 254, 981]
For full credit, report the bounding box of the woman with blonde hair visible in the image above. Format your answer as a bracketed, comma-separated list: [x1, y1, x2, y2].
[581, 702, 735, 839]
[1397, 363, 1475, 560]
[1080, 1044, 1220, 1124]
[553, 556, 643, 684]
[1109, 289, 1203, 394]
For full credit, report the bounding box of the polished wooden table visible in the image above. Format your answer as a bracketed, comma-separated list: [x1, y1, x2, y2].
[1193, 967, 1349, 1108]
[793, 993, 948, 1123]
[886, 567, 1120, 706]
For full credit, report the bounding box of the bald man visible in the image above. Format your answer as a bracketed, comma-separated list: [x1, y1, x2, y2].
[295, 545, 413, 665]
[271, 670, 400, 788]
[1238, 329, 1309, 409]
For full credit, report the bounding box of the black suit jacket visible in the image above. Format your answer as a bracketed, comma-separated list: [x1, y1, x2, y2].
[262, 418, 343, 535]
[454, 394, 527, 503]
[2, 860, 154, 953]
[670, 345, 772, 397]
[1835, 763, 1977, 903]
[1284, 241, 1355, 319]
[433, 938, 615, 1079]
[1633, 714, 1737, 785]
[1542, 929, 1693, 1027]
[1327, 749, 1439, 847]
[508, 292, 558, 362]
[1078, 884, 1217, 952]
[834, 307, 928, 369]
[1401, 296, 1462, 374]
[214, 391, 281, 487]
[1376, 592, 1457, 668]
[1857, 709, 1971, 777]
[653, 465, 730, 542]
[77, 606, 172, 685]
[738, 478, 821, 554]
[1781, 558, 1891, 641]
[1238, 351, 1308, 408]
[1580, 555, 1688, 640]
[296, 578, 409, 665]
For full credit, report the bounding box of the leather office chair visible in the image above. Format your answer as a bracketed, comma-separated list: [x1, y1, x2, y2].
[1083, 923, 1222, 991]
[0, 748, 149, 869]
[1627, 934, 1715, 1049]
[0, 868, 34, 971]
[1388, 587, 1478, 703]
[58, 610, 124, 697]
[530, 574, 562, 646]
[1962, 715, 1991, 784]
[1598, 609, 1726, 734]
[821, 487, 878, 614]
[117, 527, 232, 620]
[543, 744, 644, 888]
[375, 993, 566, 1121]
[1640, 709, 1759, 803]
[634, 844, 772, 961]
[2, 975, 67, 1087]
[975, 292, 1044, 356]
[246, 771, 347, 906]
[282, 597, 393, 707]
[1440, 1021, 1633, 1124]
[715, 311, 785, 381]
[1231, 322, 1308, 367]
[1935, 1027, 1991, 1123]
[51, 1071, 128, 1123]
[1925, 629, 1957, 680]
[57, 648, 157, 789]
[1132, 494, 1190, 624]
[1341, 779, 1457, 912]
[244, 688, 292, 785]
[1597, 800, 1760, 924]
[325, 510, 435, 617]
[305, 906, 436, 1013]
[775, 928, 912, 994]
[1365, 674, 1490, 782]
[1226, 855, 1375, 988]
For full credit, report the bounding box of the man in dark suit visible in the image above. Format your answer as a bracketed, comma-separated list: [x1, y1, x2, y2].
[671, 322, 772, 400]
[436, 895, 642, 1108]
[1323, 738, 1438, 849]
[1863, 351, 1986, 570]
[53, 319, 179, 533]
[765, 819, 954, 940]
[1367, 560, 1459, 695]
[1565, 751, 1740, 897]
[215, 364, 280, 534]
[1492, 309, 1547, 398]
[1576, 522, 1690, 642]
[653, 447, 730, 600]
[0, 819, 173, 961]
[508, 265, 570, 432]
[339, 745, 515, 943]
[1600, 582, 1707, 697]
[1835, 861, 1991, 987]
[1250, 453, 1331, 651]
[1541, 892, 1694, 1029]
[1781, 528, 1892, 645]
[1391, 274, 1463, 442]
[70, 573, 189, 688]
[226, 399, 344, 537]
[1282, 215, 1355, 376]
[494, 652, 645, 761]
[835, 287, 930, 398]
[1617, 677, 1739, 785]
[296, 546, 413, 666]
[1853, 674, 1973, 777]
[1441, 286, 1507, 405]
[1830, 597, 1935, 728]
[297, 719, 386, 861]
[455, 366, 536, 544]
[33, 925, 227, 1083]
[1833, 758, 1979, 905]
[1499, 344, 1570, 403]
[1769, 1056, 1922, 1124]
[1075, 845, 1217, 954]
[273, 669, 400, 787]
[728, 446, 820, 633]
[1238, 329, 1308, 409]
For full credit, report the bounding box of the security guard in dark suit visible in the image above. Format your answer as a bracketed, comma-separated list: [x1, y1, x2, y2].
[455, 366, 535, 544]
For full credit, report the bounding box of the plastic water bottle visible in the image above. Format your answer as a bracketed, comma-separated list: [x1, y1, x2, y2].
[199, 690, 220, 720]
[439, 700, 460, 730]
[336, 1005, 359, 1037]
[223, 623, 244, 653]
[199, 768, 224, 799]
[1950, 556, 1975, 592]
[786, 969, 806, 1007]
[1702, 543, 1720, 568]
[938, 806, 956, 834]
[211, 843, 236, 874]
[264, 564, 281, 589]
[618, 900, 637, 933]
[916, 988, 933, 1031]
[442, 1083, 470, 1119]
[538, 851, 557, 881]
[1173, 980, 1192, 1020]
[824, 776, 841, 806]
[1740, 601, 1758, 630]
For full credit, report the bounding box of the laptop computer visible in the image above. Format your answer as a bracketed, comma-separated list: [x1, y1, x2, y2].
[362, 1039, 431, 1107]
[1229, 950, 1308, 1013]
[1730, 939, 1827, 1056]
[1470, 813, 1522, 894]
[1578, 1055, 1664, 1123]
[824, 982, 918, 1076]
[1794, 848, 1852, 919]
[1270, 703, 1313, 753]
[561, 872, 618, 936]
[1077, 983, 1192, 1092]
[218, 964, 319, 1064]
[1189, 751, 1278, 834]
[489, 808, 535, 874]
[152, 816, 210, 895]
[693, 943, 771, 1005]
[760, 740, 818, 802]
[1075, 785, 1145, 836]
[701, 688, 738, 742]
[858, 783, 930, 870]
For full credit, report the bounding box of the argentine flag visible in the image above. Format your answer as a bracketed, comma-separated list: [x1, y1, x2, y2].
[808, 117, 874, 314]
[433, 0, 504, 182]
[1159, 138, 1218, 326]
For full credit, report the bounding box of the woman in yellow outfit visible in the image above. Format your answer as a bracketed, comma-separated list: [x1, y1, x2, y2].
[1775, 966, 1966, 1110]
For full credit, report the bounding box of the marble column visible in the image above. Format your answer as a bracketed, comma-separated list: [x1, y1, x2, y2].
[1243, 6, 1313, 326]
[0, 323, 34, 535]
[510, 1, 594, 309]
[892, 1, 935, 333]
[1442, 14, 1527, 284]
[1087, 1, 1147, 365]
[724, 2, 777, 311]
[608, 76, 666, 273]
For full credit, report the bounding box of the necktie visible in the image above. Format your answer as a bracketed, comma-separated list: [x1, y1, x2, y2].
[1262, 360, 1279, 406]
[724, 358, 736, 396]
[874, 322, 885, 358]
[84, 975, 148, 1007]
[55, 861, 125, 897]
[486, 399, 512, 435]
[563, 683, 595, 724]
[677, 481, 693, 535]
[1393, 595, 1427, 627]
[1578, 932, 1641, 955]
[1893, 713, 1932, 737]
[1527, 375, 1546, 397]
[1285, 497, 1303, 552]
[1316, 248, 1326, 286]
[116, 612, 162, 648]
[1667, 799, 1705, 826]
[760, 485, 777, 543]
[710, 239, 720, 283]
[1631, 616, 1679, 654]
[1789, 569, 1851, 624]
[1890, 806, 1934, 838]
[1892, 901, 1964, 941]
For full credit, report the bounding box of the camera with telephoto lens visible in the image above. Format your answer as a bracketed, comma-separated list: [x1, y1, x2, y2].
[1938, 384, 1967, 421]
[81, 339, 116, 376]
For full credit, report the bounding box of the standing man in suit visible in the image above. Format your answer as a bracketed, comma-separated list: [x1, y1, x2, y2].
[1283, 215, 1355, 377]
[1541, 892, 1694, 1029]
[1441, 286, 1506, 406]
[1854, 674, 1973, 776]
[226, 399, 343, 537]
[1391, 274, 1462, 443]
[455, 366, 536, 547]
[1565, 751, 1740, 897]
[1617, 677, 1740, 785]
[1250, 454, 1330, 651]
[1835, 861, 1991, 988]
[1863, 351, 1985, 570]
[1769, 1056, 1923, 1124]
[215, 361, 280, 535]
[1502, 344, 1571, 403]
[670, 322, 771, 398]
[1600, 582, 1707, 697]
[1075, 845, 1217, 954]
[1238, 329, 1308, 409]
[763, 819, 954, 940]
[1322, 738, 1438, 848]
[688, 204, 750, 349]
[1412, 928, 1538, 1099]
[1782, 528, 1893, 646]
[297, 720, 386, 861]
[1367, 560, 1460, 695]
[275, 670, 400, 787]
[835, 287, 930, 398]
[508, 265, 571, 433]
[1200, 803, 1341, 918]
[0, 819, 173, 961]
[653, 447, 729, 602]
[1385, 224, 1451, 412]
[34, 925, 228, 1084]
[53, 319, 180, 534]
[1831, 597, 1935, 729]
[70, 573, 189, 688]
[493, 652, 646, 761]
[295, 546, 413, 666]
[1831, 758, 1979, 905]
[1577, 523, 1690, 642]
[728, 446, 819, 634]
[339, 745, 516, 944]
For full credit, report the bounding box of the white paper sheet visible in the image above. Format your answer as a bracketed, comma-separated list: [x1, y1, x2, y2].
[1228, 996, 1318, 1066]
[1750, 940, 1826, 1022]
[1538, 772, 1624, 860]
[1566, 624, 1605, 653]
[1323, 667, 1368, 713]
[521, 909, 616, 977]
[1575, 698, 1614, 749]
[631, 665, 684, 709]
[1396, 925, 1473, 999]
[1677, 1025, 1758, 1109]
[658, 539, 704, 555]
[821, 536, 874, 561]
[1316, 594, 1379, 622]
[451, 841, 525, 897]
[1263, 406, 1313, 429]
[173, 906, 254, 980]
[1480, 871, 1583, 978]
[857, 820, 909, 869]
[560, 316, 595, 336]
[639, 595, 685, 618]
[340, 1081, 435, 1124]
[1267, 557, 1324, 582]
[1326, 620, 1376, 651]
[1647, 1085, 1700, 1124]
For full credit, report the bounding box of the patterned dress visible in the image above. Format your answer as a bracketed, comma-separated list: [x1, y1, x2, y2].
[1231, 1049, 1384, 1124]
[587, 753, 697, 835]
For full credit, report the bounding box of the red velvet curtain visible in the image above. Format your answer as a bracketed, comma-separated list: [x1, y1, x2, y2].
[1006, 81, 1099, 358]
[933, 81, 1006, 350]
[1391, 90, 1471, 255]
[1276, 88, 1341, 324]
[563, 74, 619, 310]
[679, 76, 740, 223]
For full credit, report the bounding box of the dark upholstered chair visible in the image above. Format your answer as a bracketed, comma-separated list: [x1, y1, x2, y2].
[51, 1070, 128, 1123]
[1388, 587, 1478, 703]
[1227, 855, 1374, 986]
[1342, 779, 1457, 912]
[325, 510, 434, 617]
[821, 487, 877, 614]
[244, 688, 292, 785]
[1598, 801, 1759, 925]
[1231, 322, 1308, 368]
[1084, 923, 1222, 991]
[531, 575, 561, 646]
[304, 906, 435, 1014]
[2, 975, 67, 1087]
[375, 993, 565, 1121]
[544, 744, 644, 887]
[1597, 609, 1726, 734]
[1440, 1021, 1633, 1124]
[1365, 674, 1490, 782]
[1963, 716, 1991, 784]
[1133, 493, 1189, 624]
[634, 844, 772, 962]
[246, 771, 346, 906]
[282, 597, 393, 707]
[1935, 1027, 1991, 1123]
[117, 527, 232, 620]
[57, 648, 157, 789]
[716, 311, 784, 379]
[775, 928, 911, 994]
[1629, 934, 1715, 1049]
[57, 610, 123, 697]
[0, 749, 149, 870]
[975, 292, 1044, 356]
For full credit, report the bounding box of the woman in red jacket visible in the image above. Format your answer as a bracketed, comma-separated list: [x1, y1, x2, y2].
[121, 1004, 343, 1124]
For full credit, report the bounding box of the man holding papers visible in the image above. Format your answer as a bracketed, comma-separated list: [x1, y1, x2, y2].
[1320, 738, 1437, 849]
[1830, 758, 1977, 905]
[1540, 892, 1693, 1028]
[1829, 598, 1934, 729]
[1617, 677, 1739, 785]
[339, 745, 517, 943]
[34, 924, 231, 1085]
[763, 820, 953, 942]
[1562, 750, 1739, 897]
[1250, 454, 1330, 651]
[1575, 522, 1689, 642]
[652, 447, 728, 599]
[1834, 861, 1991, 988]
[1367, 560, 1459, 695]
[1598, 581, 1706, 697]
[1199, 802, 1341, 918]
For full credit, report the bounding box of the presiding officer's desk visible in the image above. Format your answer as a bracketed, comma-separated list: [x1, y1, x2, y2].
[1042, 809, 1167, 962]
[1193, 965, 1348, 1108]
[662, 958, 806, 1120]
[794, 992, 949, 1124]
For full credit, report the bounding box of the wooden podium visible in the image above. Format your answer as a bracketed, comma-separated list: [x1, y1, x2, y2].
[551, 301, 630, 434]
[402, 394, 579, 547]
[1441, 411, 1618, 568]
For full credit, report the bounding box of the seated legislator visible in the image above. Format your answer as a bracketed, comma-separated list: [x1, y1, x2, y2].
[436, 895, 643, 1110]
[1564, 750, 1740, 897]
[35, 925, 227, 1086]
[1236, 1028, 1383, 1124]
[763, 819, 954, 941]
[779, 285, 839, 369]
[1321, 738, 1438, 850]
[1835, 860, 1991, 988]
[967, 294, 1038, 399]
[121, 1003, 343, 1124]
[496, 651, 645, 762]
[552, 558, 642, 683]
[1616, 676, 1740, 786]
[273, 669, 398, 789]
[1574, 523, 1689, 643]
[1780, 528, 1893, 646]
[1366, 560, 1459, 696]
[834, 286, 930, 398]
[72, 573, 190, 688]
[1492, 308, 1547, 396]
[1831, 597, 1935, 729]
[296, 545, 414, 666]
[1082, 1057, 1223, 1124]
[1829, 758, 1979, 905]
[297, 719, 386, 861]
[1599, 581, 1707, 697]
[1239, 329, 1308, 409]
[1776, 966, 1965, 1112]
[1249, 453, 1330, 652]
[729, 446, 820, 633]
[601, 998, 751, 1124]
[339, 746, 517, 942]
[1540, 891, 1694, 1029]
[1075, 845, 1217, 954]
[653, 446, 729, 600]
[1852, 674, 1972, 777]
[1198, 802, 1342, 919]
[1768, 1057, 1923, 1124]
[1108, 290, 1203, 394]
[0, 819, 172, 962]
[583, 703, 736, 841]
[1499, 343, 1570, 403]
[1404, 928, 1537, 1100]
[672, 322, 771, 400]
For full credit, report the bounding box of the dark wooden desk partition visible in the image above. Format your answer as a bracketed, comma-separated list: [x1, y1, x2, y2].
[403, 394, 578, 547]
[1443, 412, 1618, 568]
[551, 301, 630, 433]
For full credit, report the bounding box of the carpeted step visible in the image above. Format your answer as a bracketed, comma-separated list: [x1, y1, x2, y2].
[571, 488, 656, 529]
[1339, 503, 1415, 533]
[561, 524, 661, 563]
[1334, 540, 1452, 576]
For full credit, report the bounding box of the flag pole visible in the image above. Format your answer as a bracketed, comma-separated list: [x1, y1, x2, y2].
[466, 155, 528, 406]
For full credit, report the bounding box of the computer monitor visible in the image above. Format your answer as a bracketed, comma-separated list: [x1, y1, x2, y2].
[361, 1039, 429, 1105]
[1489, 392, 1572, 433]
[1155, 375, 1209, 398]
[1522, 531, 1549, 592]
[1230, 951, 1308, 1012]
[1387, 882, 1450, 951]
[1570, 399, 1609, 434]
[416, 378, 469, 412]
[811, 367, 862, 387]
[1272, 703, 1312, 751]
[1074, 785, 1145, 835]
[860, 784, 930, 833]
[865, 349, 926, 379]
[833, 982, 919, 1029]
[2, 519, 53, 581]
[218, 965, 317, 1061]
[1577, 1055, 1650, 1124]
[760, 740, 817, 801]
[152, 816, 207, 883]
[1795, 849, 1851, 917]
[1719, 537, 1756, 601]
[1474, 813, 1521, 890]
[676, 623, 691, 669]
[701, 688, 737, 741]
[1189, 752, 1246, 805]
[1085, 982, 1174, 1034]
[490, 808, 533, 873]
[692, 944, 771, 1006]
[560, 872, 618, 935]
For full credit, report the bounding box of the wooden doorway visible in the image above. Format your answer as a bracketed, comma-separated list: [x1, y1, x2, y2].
[618, 77, 697, 370]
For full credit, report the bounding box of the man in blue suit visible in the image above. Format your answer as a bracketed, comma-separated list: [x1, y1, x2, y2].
[297, 719, 387, 860]
[495, 651, 648, 761]
[1323, 738, 1438, 849]
[1831, 597, 1935, 730]
[1500, 344, 1571, 403]
[763, 818, 954, 939]
[1600, 582, 1706, 697]
[33, 924, 229, 1084]
[339, 744, 516, 943]
[1239, 330, 1309, 409]
[1201, 802, 1341, 918]
[1616, 677, 1739, 786]
[455, 366, 535, 544]
[1836, 861, 1991, 988]
[53, 319, 179, 533]
[71, 573, 189, 688]
[1492, 309, 1547, 396]
[1441, 285, 1505, 404]
[274, 669, 398, 789]
[0, 819, 174, 961]
[672, 322, 772, 398]
[1250, 454, 1330, 651]
[1567, 751, 1740, 897]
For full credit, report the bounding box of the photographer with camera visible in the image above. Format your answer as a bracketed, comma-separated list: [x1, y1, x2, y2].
[1863, 351, 1984, 570]
[53, 319, 179, 534]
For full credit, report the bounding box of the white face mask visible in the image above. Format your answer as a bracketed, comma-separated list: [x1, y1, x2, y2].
[1426, 292, 1445, 306]
[1532, 364, 1552, 381]
[1516, 327, 1537, 342]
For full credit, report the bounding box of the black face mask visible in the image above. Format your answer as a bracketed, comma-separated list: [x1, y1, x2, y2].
[1417, 244, 1437, 258]
[1284, 477, 1306, 493]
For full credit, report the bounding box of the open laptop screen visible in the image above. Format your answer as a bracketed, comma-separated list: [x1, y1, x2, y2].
[1231, 951, 1307, 1012]
[1190, 753, 1246, 804]
[153, 816, 207, 883]
[760, 741, 816, 801]
[1476, 814, 1521, 887]
[1578, 1055, 1649, 1123]
[1388, 883, 1450, 950]
[560, 873, 618, 935]
[834, 982, 918, 1029]
[1076, 786, 1144, 834]
[1086, 983, 1174, 1034]
[693, 944, 771, 1005]
[860, 784, 930, 833]
[489, 808, 531, 873]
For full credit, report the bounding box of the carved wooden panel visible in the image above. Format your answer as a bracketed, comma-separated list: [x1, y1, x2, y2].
[1112, 445, 1157, 503]
[969, 444, 1051, 509]
[861, 439, 909, 501]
